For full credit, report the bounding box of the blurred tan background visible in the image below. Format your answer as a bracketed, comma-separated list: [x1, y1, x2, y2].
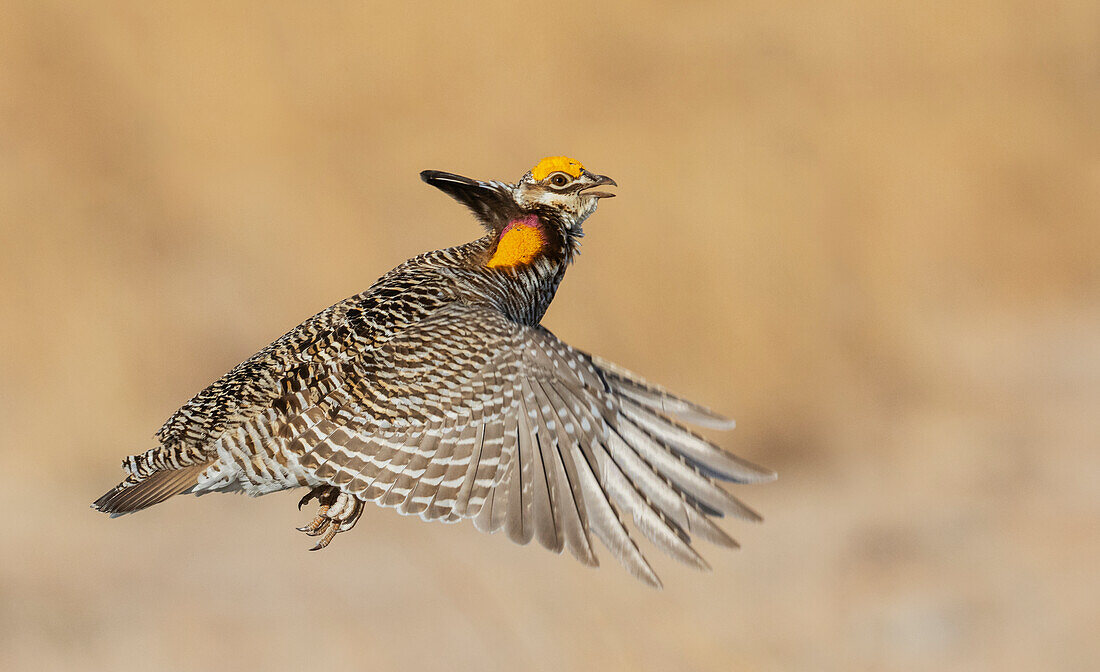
[1, 1, 1097, 670]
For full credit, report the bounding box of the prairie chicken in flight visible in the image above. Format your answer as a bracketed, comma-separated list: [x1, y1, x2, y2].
[93, 156, 775, 587]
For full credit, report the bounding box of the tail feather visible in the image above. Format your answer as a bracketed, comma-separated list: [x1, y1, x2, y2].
[92, 462, 210, 516]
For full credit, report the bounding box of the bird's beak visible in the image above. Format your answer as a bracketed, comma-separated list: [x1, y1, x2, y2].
[580, 172, 617, 199]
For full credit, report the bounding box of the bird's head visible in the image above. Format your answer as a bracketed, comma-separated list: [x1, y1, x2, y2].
[420, 156, 616, 236]
[513, 157, 617, 231]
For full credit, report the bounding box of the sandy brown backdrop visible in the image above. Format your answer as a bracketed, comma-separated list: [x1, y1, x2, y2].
[1, 2, 1097, 670]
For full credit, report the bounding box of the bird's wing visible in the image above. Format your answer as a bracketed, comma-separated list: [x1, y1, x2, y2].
[293, 302, 775, 587]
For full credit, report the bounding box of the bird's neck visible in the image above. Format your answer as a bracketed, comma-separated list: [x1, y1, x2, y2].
[487, 253, 571, 325]
[452, 215, 577, 325]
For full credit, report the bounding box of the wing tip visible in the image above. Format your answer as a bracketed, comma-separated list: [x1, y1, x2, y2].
[742, 465, 778, 484]
[719, 457, 778, 484]
[636, 564, 664, 589]
[709, 417, 738, 431]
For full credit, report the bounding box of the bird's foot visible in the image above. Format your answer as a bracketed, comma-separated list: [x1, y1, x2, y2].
[296, 485, 363, 551]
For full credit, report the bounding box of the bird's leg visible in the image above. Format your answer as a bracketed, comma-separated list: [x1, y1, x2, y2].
[296, 486, 364, 551]
[306, 493, 364, 551]
[335, 496, 364, 532]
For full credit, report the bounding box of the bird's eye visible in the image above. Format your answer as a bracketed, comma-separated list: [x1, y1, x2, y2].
[550, 173, 570, 187]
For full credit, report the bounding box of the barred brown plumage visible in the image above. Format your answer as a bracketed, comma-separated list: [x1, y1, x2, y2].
[92, 156, 776, 587]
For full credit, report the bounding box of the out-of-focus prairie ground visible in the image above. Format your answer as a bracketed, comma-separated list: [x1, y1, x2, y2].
[1, 2, 1097, 670]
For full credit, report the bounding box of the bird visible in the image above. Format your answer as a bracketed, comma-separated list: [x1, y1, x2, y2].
[92, 156, 776, 587]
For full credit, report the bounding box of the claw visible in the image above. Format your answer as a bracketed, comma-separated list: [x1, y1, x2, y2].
[304, 519, 333, 537]
[295, 486, 364, 551]
[298, 485, 335, 511]
[309, 523, 341, 551]
[295, 504, 331, 533]
[297, 492, 313, 511]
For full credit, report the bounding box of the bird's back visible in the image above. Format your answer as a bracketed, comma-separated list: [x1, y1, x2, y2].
[99, 238, 494, 508]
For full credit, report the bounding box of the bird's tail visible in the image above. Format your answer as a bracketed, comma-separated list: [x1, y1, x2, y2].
[92, 447, 212, 517]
